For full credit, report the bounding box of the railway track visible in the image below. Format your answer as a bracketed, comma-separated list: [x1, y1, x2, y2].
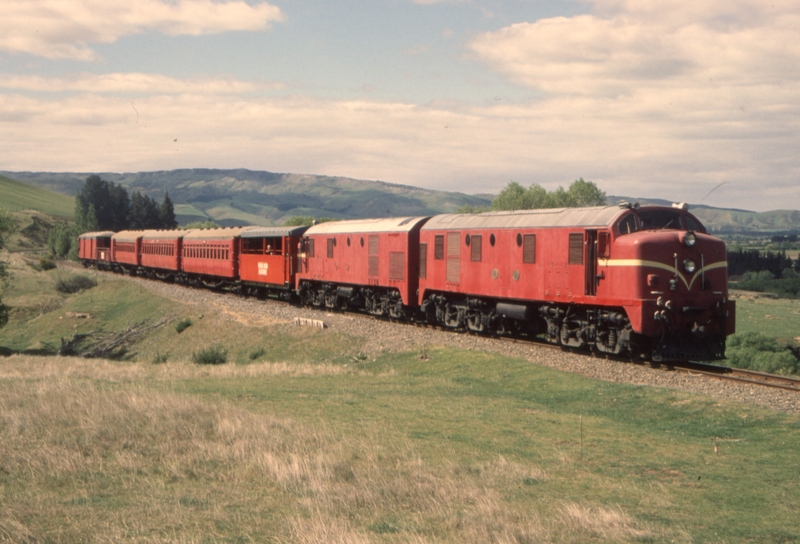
[664, 361, 800, 392]
[410, 318, 800, 394]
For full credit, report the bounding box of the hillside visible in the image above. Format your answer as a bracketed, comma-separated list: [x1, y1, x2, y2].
[2, 170, 798, 232]
[3, 170, 492, 227]
[0, 174, 74, 218]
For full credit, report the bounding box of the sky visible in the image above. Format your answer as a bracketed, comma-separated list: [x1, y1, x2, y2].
[1, 0, 799, 212]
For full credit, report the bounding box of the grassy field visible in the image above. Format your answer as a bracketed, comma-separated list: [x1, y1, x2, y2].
[1, 256, 800, 542]
[0, 174, 74, 218]
[731, 291, 800, 344]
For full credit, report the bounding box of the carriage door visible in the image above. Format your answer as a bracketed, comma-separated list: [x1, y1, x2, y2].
[585, 230, 597, 296]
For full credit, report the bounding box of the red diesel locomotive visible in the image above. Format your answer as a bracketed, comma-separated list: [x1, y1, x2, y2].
[79, 203, 735, 362]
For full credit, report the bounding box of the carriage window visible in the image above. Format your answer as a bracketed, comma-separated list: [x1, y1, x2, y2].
[327, 238, 335, 258]
[434, 235, 444, 260]
[419, 243, 427, 279]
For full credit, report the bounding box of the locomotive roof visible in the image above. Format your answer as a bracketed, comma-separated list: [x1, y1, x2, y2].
[182, 227, 249, 240]
[240, 225, 310, 238]
[422, 206, 627, 231]
[304, 216, 430, 235]
[78, 231, 115, 239]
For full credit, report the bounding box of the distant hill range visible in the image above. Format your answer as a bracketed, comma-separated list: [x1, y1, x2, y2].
[2, 169, 798, 234]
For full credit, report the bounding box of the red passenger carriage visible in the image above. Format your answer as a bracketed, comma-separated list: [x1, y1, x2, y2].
[238, 225, 309, 297]
[78, 231, 114, 267]
[111, 231, 143, 271]
[140, 230, 183, 277]
[180, 228, 244, 286]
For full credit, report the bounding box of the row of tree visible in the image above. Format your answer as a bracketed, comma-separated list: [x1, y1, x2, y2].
[75, 175, 177, 233]
[490, 178, 607, 211]
[50, 175, 178, 259]
[727, 249, 796, 278]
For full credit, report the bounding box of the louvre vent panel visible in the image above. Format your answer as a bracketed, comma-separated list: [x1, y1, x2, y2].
[389, 252, 405, 280]
[568, 233, 583, 265]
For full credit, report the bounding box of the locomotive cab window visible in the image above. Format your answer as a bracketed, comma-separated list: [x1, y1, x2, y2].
[685, 214, 703, 232]
[617, 214, 638, 235]
[639, 210, 683, 231]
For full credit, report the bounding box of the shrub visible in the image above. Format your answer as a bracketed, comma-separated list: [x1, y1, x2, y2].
[175, 318, 192, 334]
[248, 347, 266, 360]
[54, 275, 97, 294]
[152, 352, 168, 364]
[192, 345, 227, 365]
[726, 332, 800, 375]
[38, 257, 57, 271]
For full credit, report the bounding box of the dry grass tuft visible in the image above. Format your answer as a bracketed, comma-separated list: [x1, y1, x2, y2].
[557, 501, 651, 541]
[0, 354, 363, 382]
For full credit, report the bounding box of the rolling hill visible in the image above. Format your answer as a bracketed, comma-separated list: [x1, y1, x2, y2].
[3, 169, 493, 227]
[0, 174, 74, 218]
[2, 170, 798, 233]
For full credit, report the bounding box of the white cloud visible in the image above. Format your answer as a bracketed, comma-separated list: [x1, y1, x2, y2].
[0, 0, 286, 60]
[468, 3, 800, 96]
[413, 0, 467, 5]
[1, 78, 798, 211]
[459, 0, 800, 209]
[0, 73, 283, 94]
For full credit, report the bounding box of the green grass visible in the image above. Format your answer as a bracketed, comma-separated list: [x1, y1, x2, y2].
[733, 291, 800, 344]
[1, 348, 799, 542]
[0, 174, 74, 217]
[2, 261, 800, 541]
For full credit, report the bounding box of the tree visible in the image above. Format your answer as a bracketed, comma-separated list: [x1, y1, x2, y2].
[47, 223, 74, 259]
[491, 178, 606, 211]
[567, 177, 607, 207]
[283, 216, 336, 227]
[159, 191, 178, 229]
[74, 175, 130, 233]
[128, 191, 161, 230]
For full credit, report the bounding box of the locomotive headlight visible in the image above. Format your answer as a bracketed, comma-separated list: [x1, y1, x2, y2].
[683, 232, 697, 247]
[683, 259, 697, 274]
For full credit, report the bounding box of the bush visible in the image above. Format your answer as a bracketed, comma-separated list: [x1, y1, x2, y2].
[54, 275, 97, 294]
[726, 332, 799, 375]
[192, 345, 227, 365]
[38, 257, 57, 271]
[152, 352, 168, 364]
[175, 318, 192, 334]
[248, 347, 266, 361]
